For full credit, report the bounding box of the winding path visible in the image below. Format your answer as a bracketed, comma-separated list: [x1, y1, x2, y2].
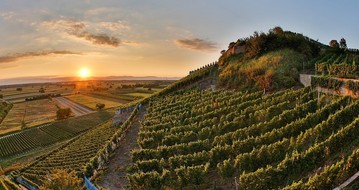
[97, 107, 145, 189]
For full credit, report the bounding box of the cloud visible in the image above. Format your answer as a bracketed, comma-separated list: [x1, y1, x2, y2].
[175, 38, 218, 52]
[100, 21, 130, 32]
[41, 19, 123, 47]
[0, 50, 81, 63]
[77, 32, 120, 46]
[0, 12, 15, 20]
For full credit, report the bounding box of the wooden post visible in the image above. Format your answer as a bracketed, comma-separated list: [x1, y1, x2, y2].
[235, 177, 238, 190]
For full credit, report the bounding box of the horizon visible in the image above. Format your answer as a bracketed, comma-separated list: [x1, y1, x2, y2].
[0, 75, 181, 86]
[1, 0, 359, 84]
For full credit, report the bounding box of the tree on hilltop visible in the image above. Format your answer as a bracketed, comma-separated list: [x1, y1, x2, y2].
[340, 38, 347, 49]
[329, 40, 339, 48]
[270, 26, 284, 35]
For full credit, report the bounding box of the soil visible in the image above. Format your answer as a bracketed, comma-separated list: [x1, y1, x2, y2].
[97, 107, 145, 190]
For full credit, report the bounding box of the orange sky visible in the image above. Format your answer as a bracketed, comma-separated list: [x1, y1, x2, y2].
[1, 0, 358, 83]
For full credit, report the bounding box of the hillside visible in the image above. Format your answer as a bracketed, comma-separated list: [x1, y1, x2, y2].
[126, 88, 359, 190]
[2, 28, 359, 190]
[217, 27, 358, 92]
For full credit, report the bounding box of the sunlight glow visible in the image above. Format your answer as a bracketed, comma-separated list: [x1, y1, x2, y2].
[79, 68, 90, 79]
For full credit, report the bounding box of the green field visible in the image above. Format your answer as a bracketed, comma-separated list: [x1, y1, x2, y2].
[66, 94, 122, 109]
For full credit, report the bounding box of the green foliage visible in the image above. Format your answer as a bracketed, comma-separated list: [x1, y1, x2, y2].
[17, 108, 137, 186]
[129, 86, 358, 189]
[312, 76, 359, 94]
[329, 40, 340, 48]
[0, 111, 112, 159]
[240, 28, 320, 59]
[96, 103, 105, 110]
[314, 52, 359, 78]
[127, 170, 169, 190]
[0, 176, 21, 190]
[39, 169, 82, 190]
[311, 76, 344, 90]
[56, 107, 72, 120]
[217, 159, 235, 178]
[38, 88, 45, 93]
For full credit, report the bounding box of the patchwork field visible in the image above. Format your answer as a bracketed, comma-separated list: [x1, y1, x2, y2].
[0, 84, 75, 103]
[0, 99, 58, 134]
[65, 94, 122, 109]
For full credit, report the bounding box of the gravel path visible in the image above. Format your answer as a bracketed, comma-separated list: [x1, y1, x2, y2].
[97, 108, 145, 190]
[54, 97, 94, 116]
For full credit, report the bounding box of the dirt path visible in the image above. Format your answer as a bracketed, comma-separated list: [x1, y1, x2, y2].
[97, 108, 145, 190]
[54, 97, 94, 116]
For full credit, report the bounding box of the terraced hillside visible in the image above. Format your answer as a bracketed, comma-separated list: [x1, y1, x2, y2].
[127, 87, 359, 190]
[15, 108, 138, 188]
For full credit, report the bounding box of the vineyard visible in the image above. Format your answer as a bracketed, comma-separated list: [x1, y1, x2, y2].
[0, 110, 113, 159]
[0, 175, 21, 190]
[314, 53, 359, 78]
[127, 86, 359, 189]
[14, 105, 139, 188]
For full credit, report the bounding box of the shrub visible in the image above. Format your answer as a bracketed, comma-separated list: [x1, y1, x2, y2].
[96, 103, 105, 110]
[56, 108, 72, 120]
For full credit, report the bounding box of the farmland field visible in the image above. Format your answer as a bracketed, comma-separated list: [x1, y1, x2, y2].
[0, 84, 75, 103]
[0, 110, 113, 160]
[0, 99, 58, 134]
[66, 94, 122, 109]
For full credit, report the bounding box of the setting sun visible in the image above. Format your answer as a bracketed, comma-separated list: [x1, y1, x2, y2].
[79, 68, 90, 79]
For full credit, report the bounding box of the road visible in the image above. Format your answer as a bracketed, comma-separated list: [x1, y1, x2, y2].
[54, 97, 94, 116]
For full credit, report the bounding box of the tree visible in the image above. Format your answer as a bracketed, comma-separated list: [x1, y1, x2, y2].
[271, 26, 284, 35]
[56, 108, 72, 120]
[329, 40, 339, 48]
[0, 94, 3, 99]
[340, 38, 347, 49]
[96, 103, 105, 110]
[16, 88, 22, 91]
[39, 88, 45, 93]
[40, 169, 82, 190]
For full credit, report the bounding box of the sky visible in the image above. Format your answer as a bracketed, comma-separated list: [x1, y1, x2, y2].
[0, 0, 359, 84]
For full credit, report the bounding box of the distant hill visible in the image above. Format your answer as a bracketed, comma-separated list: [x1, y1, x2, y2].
[0, 76, 180, 86]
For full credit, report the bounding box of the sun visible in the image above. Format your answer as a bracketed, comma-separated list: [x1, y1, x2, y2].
[79, 68, 90, 79]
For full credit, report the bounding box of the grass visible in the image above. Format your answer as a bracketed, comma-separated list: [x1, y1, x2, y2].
[0, 99, 58, 134]
[219, 49, 305, 90]
[66, 94, 122, 109]
[125, 88, 163, 98]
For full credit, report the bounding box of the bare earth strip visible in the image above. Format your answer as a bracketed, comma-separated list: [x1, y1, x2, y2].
[97, 107, 146, 190]
[54, 97, 94, 116]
